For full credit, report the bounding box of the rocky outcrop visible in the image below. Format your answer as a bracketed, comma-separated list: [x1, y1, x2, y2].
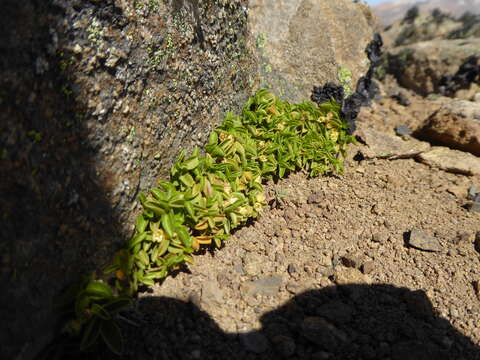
[248, 0, 377, 102]
[0, 0, 376, 359]
[417, 146, 480, 175]
[418, 100, 480, 156]
[383, 39, 480, 96]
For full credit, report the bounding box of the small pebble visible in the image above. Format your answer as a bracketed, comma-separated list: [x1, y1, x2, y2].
[287, 263, 297, 274]
[467, 186, 478, 200]
[394, 124, 413, 136]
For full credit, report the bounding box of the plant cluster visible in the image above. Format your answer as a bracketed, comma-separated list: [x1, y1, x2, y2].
[60, 90, 354, 355]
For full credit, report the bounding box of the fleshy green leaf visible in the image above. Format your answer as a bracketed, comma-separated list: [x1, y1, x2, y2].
[85, 281, 113, 300]
[100, 320, 123, 355]
[80, 318, 101, 351]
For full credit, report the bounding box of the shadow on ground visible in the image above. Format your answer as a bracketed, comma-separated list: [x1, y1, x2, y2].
[62, 283, 480, 360]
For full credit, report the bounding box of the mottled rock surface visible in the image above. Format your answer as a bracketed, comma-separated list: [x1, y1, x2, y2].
[357, 127, 430, 159]
[417, 146, 480, 176]
[419, 100, 480, 156]
[408, 229, 443, 252]
[248, 0, 377, 102]
[0, 0, 254, 358]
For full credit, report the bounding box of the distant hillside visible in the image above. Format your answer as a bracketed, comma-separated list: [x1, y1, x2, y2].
[373, 0, 480, 25]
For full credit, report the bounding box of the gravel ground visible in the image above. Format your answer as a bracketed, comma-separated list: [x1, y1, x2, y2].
[115, 144, 480, 360]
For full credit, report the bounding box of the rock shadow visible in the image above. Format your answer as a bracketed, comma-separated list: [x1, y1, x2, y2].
[84, 283, 479, 359]
[0, 1, 125, 358]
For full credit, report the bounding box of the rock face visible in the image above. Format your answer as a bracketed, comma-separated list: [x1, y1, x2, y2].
[0, 0, 376, 359]
[419, 100, 480, 156]
[384, 39, 480, 96]
[248, 0, 376, 102]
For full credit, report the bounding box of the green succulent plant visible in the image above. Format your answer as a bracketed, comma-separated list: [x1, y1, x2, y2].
[58, 89, 355, 354]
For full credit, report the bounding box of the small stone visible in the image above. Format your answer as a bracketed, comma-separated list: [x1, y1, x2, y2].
[318, 253, 332, 267]
[474, 93, 480, 103]
[241, 276, 283, 297]
[340, 255, 362, 268]
[302, 317, 347, 350]
[334, 267, 371, 285]
[201, 280, 224, 308]
[271, 335, 296, 357]
[470, 194, 480, 213]
[307, 193, 323, 204]
[244, 261, 261, 276]
[240, 332, 269, 354]
[361, 261, 375, 274]
[408, 229, 443, 252]
[395, 125, 413, 136]
[403, 290, 434, 318]
[450, 308, 459, 318]
[391, 91, 411, 106]
[446, 184, 466, 199]
[243, 253, 263, 276]
[468, 186, 478, 200]
[285, 281, 302, 294]
[287, 263, 297, 274]
[472, 280, 480, 298]
[233, 264, 245, 275]
[474, 232, 480, 253]
[419, 100, 480, 156]
[372, 232, 388, 243]
[453, 232, 473, 245]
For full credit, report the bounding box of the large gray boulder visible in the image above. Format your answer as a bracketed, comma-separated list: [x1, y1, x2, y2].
[0, 0, 375, 358]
